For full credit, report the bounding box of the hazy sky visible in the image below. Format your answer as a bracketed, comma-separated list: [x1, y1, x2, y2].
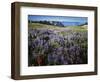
[28, 15, 87, 23]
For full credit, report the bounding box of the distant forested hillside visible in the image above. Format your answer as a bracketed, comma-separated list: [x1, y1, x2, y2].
[28, 20, 88, 27]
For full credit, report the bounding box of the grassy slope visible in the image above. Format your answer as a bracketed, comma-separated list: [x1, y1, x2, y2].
[28, 23, 87, 32]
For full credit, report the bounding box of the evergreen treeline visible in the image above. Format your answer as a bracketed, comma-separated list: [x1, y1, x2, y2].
[28, 20, 64, 27]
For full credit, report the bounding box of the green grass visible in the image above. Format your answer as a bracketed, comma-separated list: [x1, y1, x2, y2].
[65, 26, 87, 32]
[28, 23, 61, 29]
[28, 23, 87, 32]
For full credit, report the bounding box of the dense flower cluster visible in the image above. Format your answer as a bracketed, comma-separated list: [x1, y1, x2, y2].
[28, 28, 87, 66]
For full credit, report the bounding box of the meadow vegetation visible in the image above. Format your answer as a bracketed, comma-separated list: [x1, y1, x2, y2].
[28, 22, 88, 66]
